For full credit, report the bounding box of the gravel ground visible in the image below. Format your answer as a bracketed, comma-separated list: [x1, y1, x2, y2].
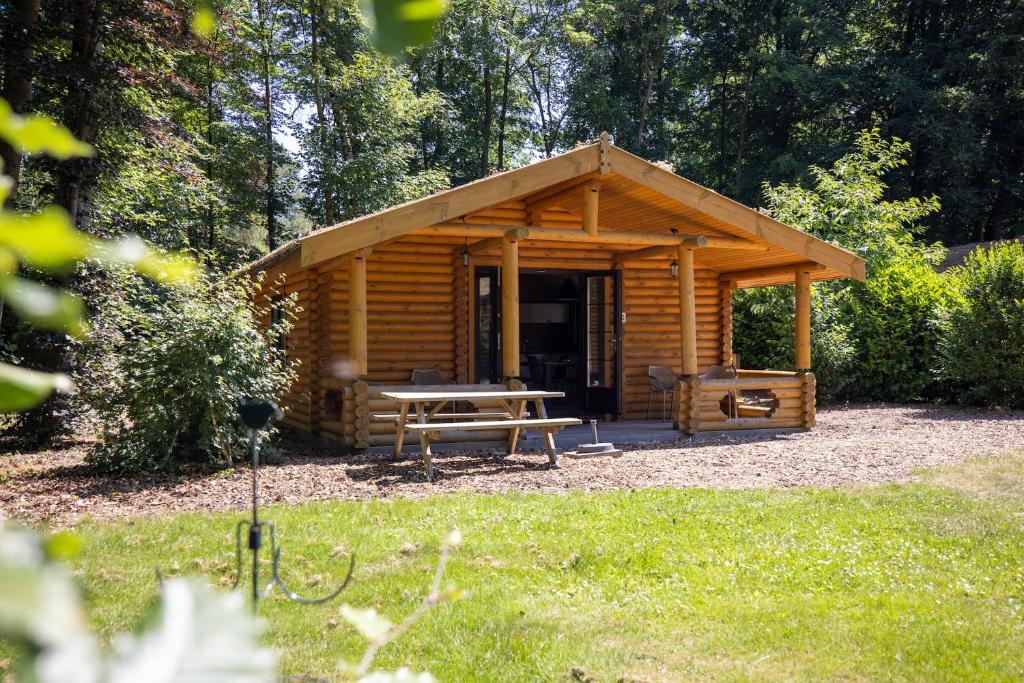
[2, 404, 1023, 526]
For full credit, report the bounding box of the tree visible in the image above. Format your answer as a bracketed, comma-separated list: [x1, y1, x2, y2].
[735, 128, 949, 401]
[282, 0, 449, 224]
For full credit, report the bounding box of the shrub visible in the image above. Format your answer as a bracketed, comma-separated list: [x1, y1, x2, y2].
[845, 257, 951, 401]
[937, 241, 1024, 408]
[734, 126, 951, 403]
[76, 270, 296, 473]
[732, 284, 856, 401]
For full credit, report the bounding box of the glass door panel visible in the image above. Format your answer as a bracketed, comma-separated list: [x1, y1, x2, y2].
[474, 267, 500, 384]
[583, 271, 620, 414]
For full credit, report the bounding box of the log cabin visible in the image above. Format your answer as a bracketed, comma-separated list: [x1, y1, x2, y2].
[243, 135, 865, 450]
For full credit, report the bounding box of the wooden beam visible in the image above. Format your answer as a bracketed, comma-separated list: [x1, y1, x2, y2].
[525, 180, 589, 216]
[348, 249, 369, 376]
[612, 239, 705, 266]
[721, 262, 826, 286]
[501, 236, 520, 379]
[612, 237, 767, 266]
[582, 180, 600, 236]
[702, 236, 771, 250]
[522, 174, 598, 213]
[468, 228, 530, 255]
[300, 144, 601, 268]
[678, 245, 698, 375]
[419, 224, 707, 246]
[795, 267, 811, 370]
[598, 131, 612, 174]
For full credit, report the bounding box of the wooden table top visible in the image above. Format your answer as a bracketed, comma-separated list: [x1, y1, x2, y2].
[380, 390, 564, 402]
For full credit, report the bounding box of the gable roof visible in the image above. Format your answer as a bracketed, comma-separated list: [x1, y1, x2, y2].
[246, 139, 865, 284]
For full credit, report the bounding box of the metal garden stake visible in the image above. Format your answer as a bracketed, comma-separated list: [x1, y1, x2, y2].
[232, 395, 355, 612]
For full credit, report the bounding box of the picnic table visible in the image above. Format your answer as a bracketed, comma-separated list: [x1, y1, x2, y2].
[377, 389, 581, 480]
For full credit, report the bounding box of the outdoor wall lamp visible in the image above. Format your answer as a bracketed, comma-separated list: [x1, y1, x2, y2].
[670, 259, 679, 279]
[461, 240, 470, 267]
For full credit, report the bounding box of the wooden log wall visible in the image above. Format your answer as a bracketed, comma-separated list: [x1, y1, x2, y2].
[619, 265, 723, 419]
[675, 372, 813, 433]
[314, 242, 459, 386]
[366, 242, 458, 383]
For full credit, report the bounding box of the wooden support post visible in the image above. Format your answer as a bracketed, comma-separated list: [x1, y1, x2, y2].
[353, 380, 370, 449]
[720, 280, 734, 366]
[676, 376, 701, 435]
[800, 371, 816, 429]
[348, 249, 368, 376]
[795, 267, 811, 370]
[678, 245, 698, 376]
[582, 180, 599, 236]
[501, 235, 520, 379]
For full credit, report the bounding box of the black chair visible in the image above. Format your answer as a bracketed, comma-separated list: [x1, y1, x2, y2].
[553, 363, 579, 402]
[527, 355, 545, 389]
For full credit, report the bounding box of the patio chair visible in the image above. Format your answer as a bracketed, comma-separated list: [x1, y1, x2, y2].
[411, 368, 448, 385]
[647, 365, 678, 422]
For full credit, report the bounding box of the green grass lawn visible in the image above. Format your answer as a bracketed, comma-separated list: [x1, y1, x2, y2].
[26, 453, 1024, 681]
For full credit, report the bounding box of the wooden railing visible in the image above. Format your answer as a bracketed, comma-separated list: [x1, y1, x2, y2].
[676, 370, 815, 434]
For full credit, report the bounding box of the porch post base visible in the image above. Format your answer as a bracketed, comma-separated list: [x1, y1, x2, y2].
[675, 375, 701, 435]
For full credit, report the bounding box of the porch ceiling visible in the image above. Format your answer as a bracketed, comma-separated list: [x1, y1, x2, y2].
[499, 171, 853, 286]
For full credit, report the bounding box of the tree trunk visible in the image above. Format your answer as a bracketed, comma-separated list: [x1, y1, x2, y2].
[206, 50, 216, 250]
[716, 73, 728, 192]
[480, 61, 493, 177]
[257, 0, 276, 251]
[309, 1, 335, 225]
[496, 48, 512, 172]
[733, 56, 756, 197]
[0, 0, 41, 207]
[57, 0, 104, 230]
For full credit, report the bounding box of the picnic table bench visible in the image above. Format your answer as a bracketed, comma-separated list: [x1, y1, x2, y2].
[379, 390, 582, 480]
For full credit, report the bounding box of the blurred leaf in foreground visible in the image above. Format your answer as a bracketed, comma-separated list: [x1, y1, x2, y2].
[0, 277, 85, 335]
[0, 363, 74, 412]
[366, 0, 448, 56]
[0, 99, 94, 159]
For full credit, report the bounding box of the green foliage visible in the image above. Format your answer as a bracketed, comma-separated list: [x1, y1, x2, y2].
[846, 259, 951, 401]
[370, 0, 450, 56]
[733, 285, 856, 401]
[735, 128, 950, 402]
[763, 129, 942, 269]
[0, 98, 197, 414]
[77, 271, 296, 473]
[937, 242, 1024, 408]
[0, 99, 94, 159]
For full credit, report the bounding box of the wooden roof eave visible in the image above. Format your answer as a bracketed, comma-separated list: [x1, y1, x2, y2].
[608, 146, 866, 281]
[233, 242, 301, 278]
[297, 143, 604, 269]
